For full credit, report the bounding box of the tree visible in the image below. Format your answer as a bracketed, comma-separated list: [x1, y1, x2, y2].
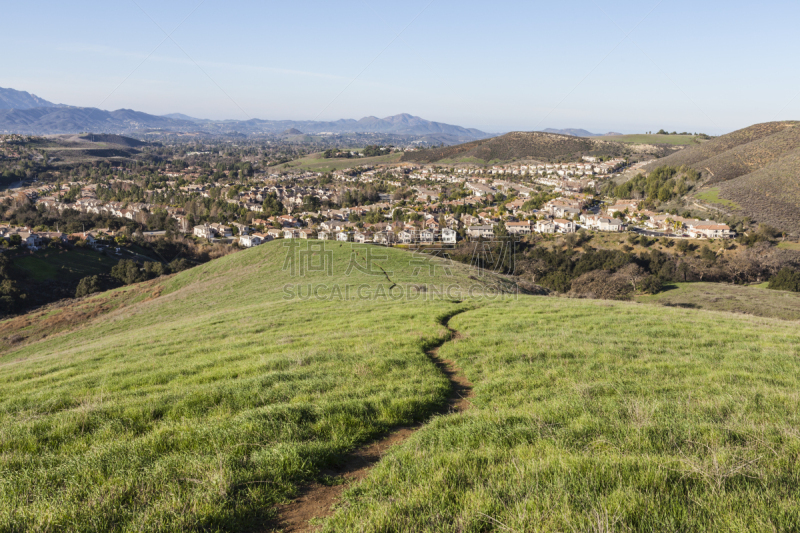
[75, 275, 102, 297]
[640, 275, 664, 294]
[111, 259, 143, 285]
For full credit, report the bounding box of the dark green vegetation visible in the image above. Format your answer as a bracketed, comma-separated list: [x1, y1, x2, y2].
[446, 235, 800, 300]
[645, 121, 800, 234]
[610, 165, 700, 205]
[401, 131, 647, 164]
[768, 267, 800, 293]
[13, 248, 117, 283]
[327, 299, 800, 531]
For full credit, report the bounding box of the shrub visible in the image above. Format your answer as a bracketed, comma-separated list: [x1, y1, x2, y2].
[768, 268, 800, 292]
[75, 275, 102, 298]
[641, 275, 664, 294]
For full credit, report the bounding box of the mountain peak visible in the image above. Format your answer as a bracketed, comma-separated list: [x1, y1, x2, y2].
[0, 87, 62, 111]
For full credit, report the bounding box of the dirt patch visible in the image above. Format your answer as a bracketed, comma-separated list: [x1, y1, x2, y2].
[274, 311, 473, 532]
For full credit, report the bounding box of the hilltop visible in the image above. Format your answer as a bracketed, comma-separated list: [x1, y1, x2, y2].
[400, 131, 679, 164]
[2, 240, 800, 531]
[543, 128, 623, 137]
[644, 121, 800, 234]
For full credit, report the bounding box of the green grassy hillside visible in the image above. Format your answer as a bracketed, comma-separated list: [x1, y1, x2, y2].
[0, 241, 510, 531]
[603, 133, 701, 146]
[327, 298, 800, 531]
[636, 281, 800, 320]
[3, 241, 800, 532]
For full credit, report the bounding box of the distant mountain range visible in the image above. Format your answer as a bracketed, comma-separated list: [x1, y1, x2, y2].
[0, 88, 491, 141]
[543, 128, 623, 137]
[0, 87, 66, 111]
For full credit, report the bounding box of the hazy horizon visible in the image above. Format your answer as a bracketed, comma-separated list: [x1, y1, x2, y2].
[3, 0, 800, 135]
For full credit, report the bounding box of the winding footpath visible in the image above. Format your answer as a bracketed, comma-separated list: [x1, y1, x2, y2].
[276, 310, 472, 532]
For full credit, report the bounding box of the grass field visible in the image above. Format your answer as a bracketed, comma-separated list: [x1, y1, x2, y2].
[270, 152, 403, 172]
[695, 187, 741, 209]
[635, 281, 800, 321]
[327, 298, 800, 531]
[0, 241, 512, 531]
[777, 241, 800, 251]
[3, 241, 800, 531]
[13, 248, 119, 282]
[602, 134, 700, 146]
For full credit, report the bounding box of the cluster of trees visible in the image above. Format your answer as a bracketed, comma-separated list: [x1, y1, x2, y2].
[611, 166, 700, 204]
[77, 256, 194, 298]
[445, 232, 795, 301]
[521, 192, 560, 212]
[656, 130, 695, 136]
[322, 149, 354, 159]
[340, 187, 381, 208]
[362, 145, 388, 157]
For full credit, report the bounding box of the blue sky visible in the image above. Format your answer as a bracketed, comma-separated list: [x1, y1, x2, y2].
[2, 0, 798, 134]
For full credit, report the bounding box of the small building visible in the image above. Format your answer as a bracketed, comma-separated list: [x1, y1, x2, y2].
[239, 234, 262, 247]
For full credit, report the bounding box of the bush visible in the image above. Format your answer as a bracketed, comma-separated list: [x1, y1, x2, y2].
[768, 268, 800, 292]
[169, 258, 193, 273]
[75, 275, 102, 297]
[640, 275, 664, 294]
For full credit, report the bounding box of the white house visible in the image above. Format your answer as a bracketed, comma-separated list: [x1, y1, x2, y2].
[689, 223, 735, 239]
[193, 224, 214, 239]
[397, 230, 414, 244]
[535, 220, 556, 234]
[506, 221, 532, 235]
[553, 219, 577, 233]
[442, 228, 458, 244]
[466, 225, 495, 239]
[239, 234, 262, 247]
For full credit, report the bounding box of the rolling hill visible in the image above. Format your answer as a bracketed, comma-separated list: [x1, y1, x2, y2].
[2, 240, 800, 531]
[400, 131, 675, 164]
[644, 121, 800, 234]
[543, 128, 623, 137]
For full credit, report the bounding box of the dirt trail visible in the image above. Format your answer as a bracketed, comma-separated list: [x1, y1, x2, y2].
[275, 310, 472, 532]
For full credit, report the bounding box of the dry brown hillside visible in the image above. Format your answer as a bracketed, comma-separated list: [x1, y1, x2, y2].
[645, 121, 800, 235]
[401, 131, 676, 164]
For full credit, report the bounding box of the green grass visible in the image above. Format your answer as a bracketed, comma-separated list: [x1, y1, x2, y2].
[603, 134, 700, 146]
[13, 248, 119, 282]
[270, 152, 403, 172]
[326, 298, 800, 532]
[4, 241, 800, 532]
[777, 241, 800, 251]
[695, 187, 741, 209]
[0, 241, 511, 531]
[635, 282, 800, 321]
